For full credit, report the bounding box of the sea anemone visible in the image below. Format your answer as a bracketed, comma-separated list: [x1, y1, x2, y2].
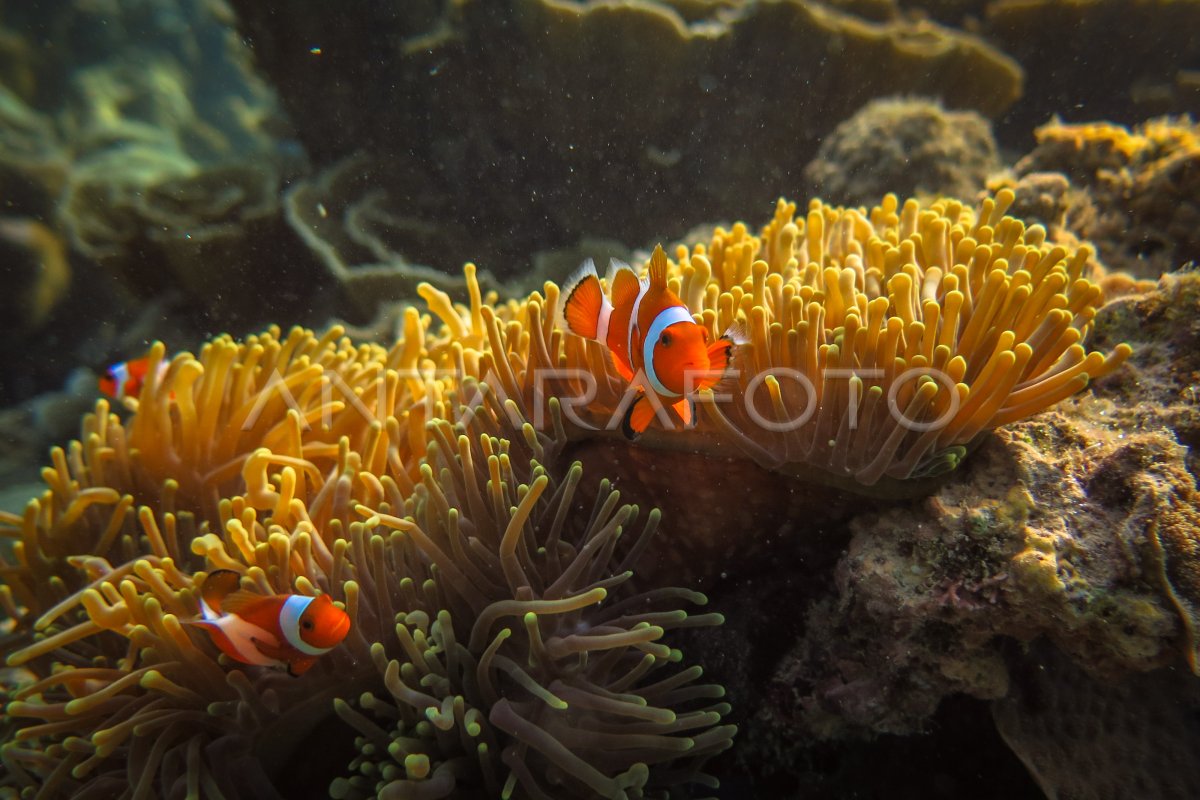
[331, 424, 733, 798]
[0, 188, 1129, 795]
[76, 190, 1126, 496]
[648, 189, 1130, 487]
[0, 323, 732, 797]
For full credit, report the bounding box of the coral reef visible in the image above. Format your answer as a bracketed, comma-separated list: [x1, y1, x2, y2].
[1, 0, 294, 266]
[282, 155, 499, 322]
[642, 190, 1127, 487]
[0, 191, 1171, 798]
[0, 0, 324, 409]
[231, 0, 1021, 277]
[6, 0, 1200, 792]
[0, 324, 732, 797]
[985, 0, 1200, 131]
[786, 416, 1189, 738]
[804, 97, 1000, 206]
[1011, 117, 1200, 279]
[0, 218, 71, 332]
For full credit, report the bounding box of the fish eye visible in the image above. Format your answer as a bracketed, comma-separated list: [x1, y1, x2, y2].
[660, 331, 672, 347]
[302, 620, 314, 630]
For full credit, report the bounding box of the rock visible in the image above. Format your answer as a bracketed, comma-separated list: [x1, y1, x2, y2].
[804, 96, 1000, 206]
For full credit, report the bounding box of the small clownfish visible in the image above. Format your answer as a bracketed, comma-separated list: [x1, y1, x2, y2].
[560, 244, 744, 438]
[98, 356, 167, 402]
[188, 570, 351, 677]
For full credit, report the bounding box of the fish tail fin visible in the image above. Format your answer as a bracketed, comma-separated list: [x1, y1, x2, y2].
[560, 259, 611, 341]
[648, 244, 669, 288]
[199, 569, 242, 617]
[620, 394, 659, 440]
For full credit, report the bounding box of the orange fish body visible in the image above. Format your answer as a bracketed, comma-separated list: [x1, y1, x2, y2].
[189, 570, 351, 676]
[560, 244, 741, 437]
[99, 356, 167, 402]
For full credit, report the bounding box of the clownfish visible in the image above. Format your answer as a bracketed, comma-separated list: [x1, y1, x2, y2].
[98, 356, 167, 402]
[560, 244, 743, 438]
[188, 570, 351, 677]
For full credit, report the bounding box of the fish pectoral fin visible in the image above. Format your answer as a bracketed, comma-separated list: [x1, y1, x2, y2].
[250, 636, 290, 661]
[698, 335, 740, 391]
[621, 394, 661, 440]
[288, 656, 318, 677]
[672, 397, 695, 427]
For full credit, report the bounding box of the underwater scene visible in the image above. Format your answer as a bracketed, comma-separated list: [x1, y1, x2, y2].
[1, 0, 1199, 798]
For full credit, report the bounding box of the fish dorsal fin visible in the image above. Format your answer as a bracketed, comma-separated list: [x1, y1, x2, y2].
[560, 259, 605, 340]
[200, 569, 243, 614]
[609, 262, 641, 310]
[219, 589, 268, 617]
[648, 244, 669, 288]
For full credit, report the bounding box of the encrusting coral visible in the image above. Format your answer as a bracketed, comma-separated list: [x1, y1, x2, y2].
[0, 324, 733, 797]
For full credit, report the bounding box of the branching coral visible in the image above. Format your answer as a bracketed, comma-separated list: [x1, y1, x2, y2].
[0, 320, 731, 797]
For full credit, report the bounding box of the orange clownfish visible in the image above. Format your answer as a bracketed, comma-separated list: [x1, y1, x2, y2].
[560, 244, 743, 438]
[189, 570, 351, 677]
[98, 356, 167, 402]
